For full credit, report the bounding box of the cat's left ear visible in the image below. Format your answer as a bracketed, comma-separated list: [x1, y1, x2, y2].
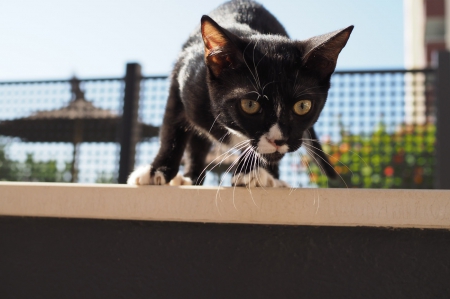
[201, 15, 241, 77]
[301, 26, 354, 80]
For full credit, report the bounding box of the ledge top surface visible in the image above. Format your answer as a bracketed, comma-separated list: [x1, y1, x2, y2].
[1, 182, 449, 229]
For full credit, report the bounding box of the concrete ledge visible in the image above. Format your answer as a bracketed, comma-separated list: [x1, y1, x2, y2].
[1, 182, 449, 229]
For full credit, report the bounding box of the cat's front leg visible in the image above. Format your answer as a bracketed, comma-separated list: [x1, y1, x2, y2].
[231, 158, 289, 188]
[127, 76, 192, 186]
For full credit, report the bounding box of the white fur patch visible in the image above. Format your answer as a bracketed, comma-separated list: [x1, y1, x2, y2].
[169, 173, 193, 186]
[127, 167, 193, 186]
[226, 127, 247, 147]
[232, 167, 290, 188]
[127, 165, 152, 185]
[256, 124, 289, 154]
[127, 165, 167, 185]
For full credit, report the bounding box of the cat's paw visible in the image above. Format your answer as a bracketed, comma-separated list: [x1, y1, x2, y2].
[127, 165, 167, 185]
[169, 173, 193, 186]
[127, 166, 192, 186]
[231, 167, 290, 188]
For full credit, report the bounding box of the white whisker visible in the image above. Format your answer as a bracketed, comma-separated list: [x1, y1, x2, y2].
[208, 113, 221, 133]
[197, 139, 250, 185]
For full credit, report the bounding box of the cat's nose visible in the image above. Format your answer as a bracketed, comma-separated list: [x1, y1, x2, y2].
[274, 139, 287, 146]
[267, 138, 287, 147]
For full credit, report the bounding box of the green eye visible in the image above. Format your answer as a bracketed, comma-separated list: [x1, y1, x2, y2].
[293, 100, 312, 115]
[240, 99, 261, 114]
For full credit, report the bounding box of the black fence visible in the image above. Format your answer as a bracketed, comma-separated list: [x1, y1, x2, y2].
[1, 52, 450, 189]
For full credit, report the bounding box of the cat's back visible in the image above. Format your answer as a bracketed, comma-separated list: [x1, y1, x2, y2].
[208, 0, 288, 36]
[182, 0, 288, 50]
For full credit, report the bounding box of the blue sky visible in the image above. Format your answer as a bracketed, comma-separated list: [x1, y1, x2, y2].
[0, 0, 404, 80]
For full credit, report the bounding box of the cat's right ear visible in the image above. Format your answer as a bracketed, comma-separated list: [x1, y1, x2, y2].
[201, 15, 239, 77]
[301, 26, 354, 80]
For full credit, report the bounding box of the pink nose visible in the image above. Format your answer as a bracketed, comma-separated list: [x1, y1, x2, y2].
[266, 138, 286, 149]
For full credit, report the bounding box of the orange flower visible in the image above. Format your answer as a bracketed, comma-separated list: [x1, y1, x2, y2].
[414, 175, 423, 184]
[384, 166, 394, 177]
[339, 143, 350, 153]
[330, 153, 341, 165]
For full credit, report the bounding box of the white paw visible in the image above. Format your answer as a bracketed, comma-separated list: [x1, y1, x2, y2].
[127, 165, 167, 185]
[231, 168, 290, 188]
[169, 173, 193, 186]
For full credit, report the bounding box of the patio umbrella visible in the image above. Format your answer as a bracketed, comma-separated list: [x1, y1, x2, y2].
[0, 77, 158, 182]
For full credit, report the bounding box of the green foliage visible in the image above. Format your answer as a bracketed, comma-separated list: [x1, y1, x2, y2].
[0, 144, 71, 182]
[308, 124, 435, 189]
[0, 145, 19, 181]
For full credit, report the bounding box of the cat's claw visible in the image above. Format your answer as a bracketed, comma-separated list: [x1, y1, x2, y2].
[127, 165, 167, 185]
[231, 167, 290, 188]
[169, 173, 193, 186]
[127, 166, 192, 186]
[127, 165, 152, 185]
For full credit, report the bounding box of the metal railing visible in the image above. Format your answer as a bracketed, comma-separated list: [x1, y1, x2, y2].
[1, 52, 449, 188]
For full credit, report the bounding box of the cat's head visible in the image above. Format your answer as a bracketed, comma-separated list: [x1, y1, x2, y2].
[201, 16, 353, 163]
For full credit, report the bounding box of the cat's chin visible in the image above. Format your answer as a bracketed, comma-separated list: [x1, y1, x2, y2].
[260, 152, 285, 163]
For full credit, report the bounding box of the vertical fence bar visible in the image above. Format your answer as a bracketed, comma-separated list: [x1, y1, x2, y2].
[434, 51, 450, 189]
[118, 63, 142, 184]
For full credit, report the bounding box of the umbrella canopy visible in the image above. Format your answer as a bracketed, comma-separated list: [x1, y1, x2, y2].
[0, 78, 158, 142]
[0, 99, 158, 142]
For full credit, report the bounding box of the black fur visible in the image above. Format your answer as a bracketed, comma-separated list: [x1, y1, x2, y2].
[143, 0, 352, 185]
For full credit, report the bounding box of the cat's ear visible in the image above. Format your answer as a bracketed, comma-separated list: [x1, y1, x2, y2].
[201, 15, 240, 77]
[301, 26, 354, 80]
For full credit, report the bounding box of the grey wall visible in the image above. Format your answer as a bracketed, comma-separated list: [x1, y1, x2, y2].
[1, 217, 449, 299]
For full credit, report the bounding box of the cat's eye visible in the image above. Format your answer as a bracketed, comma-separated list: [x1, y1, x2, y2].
[240, 99, 261, 114]
[293, 100, 312, 115]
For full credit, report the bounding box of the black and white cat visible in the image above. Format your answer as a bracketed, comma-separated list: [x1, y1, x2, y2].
[128, 0, 353, 187]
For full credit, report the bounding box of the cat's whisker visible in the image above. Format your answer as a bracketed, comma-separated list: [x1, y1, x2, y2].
[302, 145, 351, 205]
[288, 152, 301, 195]
[246, 77, 260, 96]
[252, 40, 262, 91]
[208, 141, 250, 171]
[243, 42, 259, 90]
[250, 148, 264, 194]
[216, 144, 252, 208]
[293, 85, 326, 98]
[196, 141, 248, 186]
[256, 50, 268, 69]
[244, 91, 261, 97]
[241, 147, 257, 207]
[304, 129, 329, 188]
[253, 146, 267, 191]
[298, 151, 319, 208]
[302, 142, 350, 190]
[301, 137, 370, 168]
[197, 139, 251, 185]
[217, 132, 231, 150]
[301, 138, 355, 177]
[208, 113, 221, 134]
[230, 146, 254, 209]
[262, 81, 276, 94]
[302, 146, 329, 188]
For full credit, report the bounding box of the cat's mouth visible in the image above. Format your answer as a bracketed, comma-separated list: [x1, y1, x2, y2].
[260, 152, 285, 162]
